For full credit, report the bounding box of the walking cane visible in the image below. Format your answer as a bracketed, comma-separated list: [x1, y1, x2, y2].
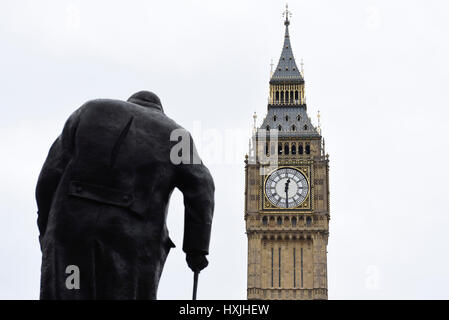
[192, 271, 199, 300]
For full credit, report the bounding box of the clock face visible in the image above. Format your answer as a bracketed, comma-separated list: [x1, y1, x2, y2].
[265, 167, 309, 209]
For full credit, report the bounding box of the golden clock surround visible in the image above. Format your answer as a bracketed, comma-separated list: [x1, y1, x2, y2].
[261, 165, 312, 212]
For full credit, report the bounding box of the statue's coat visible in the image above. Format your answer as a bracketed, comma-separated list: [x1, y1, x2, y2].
[36, 97, 214, 299]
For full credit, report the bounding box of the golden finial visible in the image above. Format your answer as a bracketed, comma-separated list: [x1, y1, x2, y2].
[317, 110, 321, 135]
[253, 112, 257, 130]
[283, 3, 292, 26]
[300, 58, 304, 78]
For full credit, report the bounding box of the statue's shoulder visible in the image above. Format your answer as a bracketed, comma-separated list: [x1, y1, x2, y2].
[75, 98, 186, 133]
[74, 98, 140, 121]
[80, 98, 131, 113]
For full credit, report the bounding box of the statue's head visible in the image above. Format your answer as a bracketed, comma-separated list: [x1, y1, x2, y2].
[127, 91, 164, 113]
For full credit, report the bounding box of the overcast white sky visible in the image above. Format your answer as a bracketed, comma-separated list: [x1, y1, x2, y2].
[1, 0, 449, 300]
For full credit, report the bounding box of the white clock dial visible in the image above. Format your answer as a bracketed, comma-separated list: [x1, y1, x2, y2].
[265, 167, 309, 208]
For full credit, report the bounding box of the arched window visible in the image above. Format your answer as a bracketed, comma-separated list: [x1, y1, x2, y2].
[299, 144, 304, 154]
[304, 124, 308, 130]
[273, 115, 277, 121]
[291, 217, 297, 227]
[291, 143, 296, 155]
[275, 91, 279, 102]
[295, 91, 299, 101]
[278, 143, 282, 155]
[284, 143, 289, 155]
[285, 115, 289, 121]
[278, 124, 282, 131]
[290, 91, 294, 102]
[285, 91, 289, 103]
[291, 125, 296, 131]
[297, 114, 301, 121]
[262, 216, 268, 226]
[305, 144, 310, 154]
[265, 143, 269, 155]
[266, 125, 270, 131]
[280, 91, 284, 103]
[306, 217, 312, 227]
[277, 217, 282, 226]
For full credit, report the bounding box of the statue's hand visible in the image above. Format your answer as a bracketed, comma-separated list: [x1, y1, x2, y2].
[186, 253, 209, 273]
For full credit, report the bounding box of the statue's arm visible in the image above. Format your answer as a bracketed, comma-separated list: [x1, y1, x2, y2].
[36, 136, 64, 238]
[175, 145, 215, 255]
[35, 108, 82, 241]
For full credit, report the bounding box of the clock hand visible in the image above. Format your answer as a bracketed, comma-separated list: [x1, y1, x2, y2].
[284, 179, 290, 208]
[284, 179, 290, 192]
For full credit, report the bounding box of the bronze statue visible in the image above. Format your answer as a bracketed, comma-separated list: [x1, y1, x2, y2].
[36, 91, 214, 299]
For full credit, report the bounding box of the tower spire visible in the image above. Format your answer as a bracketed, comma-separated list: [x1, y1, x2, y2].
[270, 5, 303, 85]
[268, 5, 305, 105]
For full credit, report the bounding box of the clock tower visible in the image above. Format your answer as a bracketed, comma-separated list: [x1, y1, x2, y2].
[245, 7, 330, 300]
